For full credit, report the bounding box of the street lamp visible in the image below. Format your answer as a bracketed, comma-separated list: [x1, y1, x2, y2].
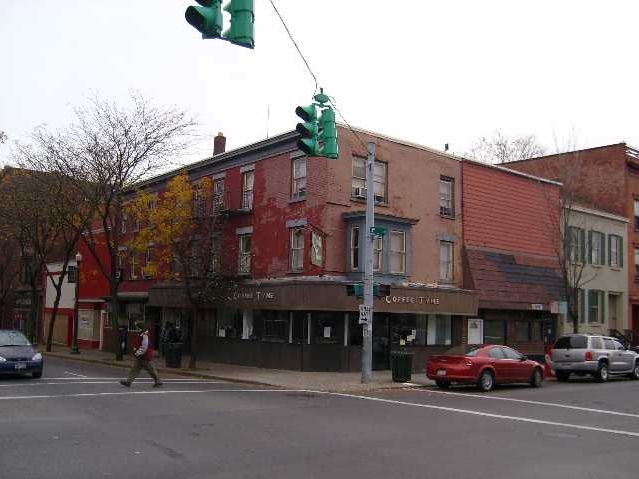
[71, 252, 82, 354]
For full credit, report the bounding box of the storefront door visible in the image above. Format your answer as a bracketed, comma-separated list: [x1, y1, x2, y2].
[372, 314, 390, 370]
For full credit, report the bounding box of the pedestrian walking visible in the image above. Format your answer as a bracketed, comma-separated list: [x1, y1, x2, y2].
[120, 320, 163, 388]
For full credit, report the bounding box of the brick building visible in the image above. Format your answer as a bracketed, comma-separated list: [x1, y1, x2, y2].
[461, 160, 564, 360]
[64, 127, 479, 371]
[506, 143, 639, 342]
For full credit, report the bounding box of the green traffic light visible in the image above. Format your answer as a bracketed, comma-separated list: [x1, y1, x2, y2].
[319, 107, 338, 160]
[295, 103, 319, 156]
[185, 0, 223, 39]
[222, 0, 255, 49]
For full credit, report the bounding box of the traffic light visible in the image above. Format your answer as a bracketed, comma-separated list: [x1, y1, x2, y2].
[185, 0, 223, 39]
[318, 106, 338, 159]
[222, 0, 255, 49]
[346, 284, 364, 298]
[295, 104, 320, 156]
[376, 284, 391, 297]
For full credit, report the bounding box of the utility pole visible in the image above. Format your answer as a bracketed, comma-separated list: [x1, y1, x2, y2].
[361, 141, 375, 383]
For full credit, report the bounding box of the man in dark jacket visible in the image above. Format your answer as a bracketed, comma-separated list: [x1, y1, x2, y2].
[120, 321, 162, 388]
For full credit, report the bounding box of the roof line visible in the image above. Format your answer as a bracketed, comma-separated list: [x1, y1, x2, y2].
[463, 157, 562, 186]
[503, 142, 628, 164]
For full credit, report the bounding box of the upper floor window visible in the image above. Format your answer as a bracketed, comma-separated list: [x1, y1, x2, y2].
[439, 177, 454, 217]
[67, 266, 78, 283]
[290, 228, 304, 272]
[143, 248, 155, 278]
[121, 214, 127, 234]
[609, 234, 623, 268]
[238, 234, 251, 275]
[390, 231, 406, 274]
[588, 290, 603, 323]
[213, 178, 225, 210]
[192, 184, 204, 217]
[242, 171, 254, 211]
[373, 237, 383, 272]
[635, 248, 639, 275]
[130, 252, 138, 279]
[351, 226, 360, 270]
[634, 200, 639, 230]
[292, 157, 307, 199]
[568, 226, 585, 263]
[589, 231, 605, 265]
[439, 241, 454, 282]
[311, 231, 323, 267]
[351, 157, 387, 203]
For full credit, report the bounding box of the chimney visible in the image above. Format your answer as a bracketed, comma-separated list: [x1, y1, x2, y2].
[213, 132, 226, 155]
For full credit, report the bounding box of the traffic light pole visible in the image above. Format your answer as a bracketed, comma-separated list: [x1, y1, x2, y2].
[361, 141, 375, 383]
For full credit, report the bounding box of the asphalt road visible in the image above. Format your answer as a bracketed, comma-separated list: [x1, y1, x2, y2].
[2, 357, 639, 479]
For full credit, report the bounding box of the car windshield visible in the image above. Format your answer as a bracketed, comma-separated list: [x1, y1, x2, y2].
[554, 335, 587, 349]
[0, 330, 31, 346]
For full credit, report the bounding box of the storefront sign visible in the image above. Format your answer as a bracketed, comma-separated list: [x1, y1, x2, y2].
[531, 303, 544, 311]
[384, 295, 440, 305]
[230, 290, 277, 301]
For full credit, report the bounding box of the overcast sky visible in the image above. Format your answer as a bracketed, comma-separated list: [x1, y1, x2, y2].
[2, 0, 638, 166]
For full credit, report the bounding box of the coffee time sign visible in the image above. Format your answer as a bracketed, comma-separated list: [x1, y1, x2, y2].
[384, 294, 440, 305]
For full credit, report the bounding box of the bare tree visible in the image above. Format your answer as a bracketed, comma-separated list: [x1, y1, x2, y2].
[0, 170, 22, 328]
[0, 131, 7, 144]
[466, 130, 546, 164]
[16, 93, 197, 359]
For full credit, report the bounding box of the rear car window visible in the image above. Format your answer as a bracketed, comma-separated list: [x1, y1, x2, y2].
[590, 337, 603, 349]
[554, 336, 587, 349]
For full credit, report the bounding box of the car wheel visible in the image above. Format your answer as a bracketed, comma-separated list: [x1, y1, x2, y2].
[31, 371, 42, 379]
[477, 370, 494, 392]
[555, 371, 570, 382]
[435, 380, 450, 389]
[530, 368, 543, 388]
[595, 362, 608, 382]
[628, 362, 639, 380]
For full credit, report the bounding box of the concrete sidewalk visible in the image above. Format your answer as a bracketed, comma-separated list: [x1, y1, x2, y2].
[44, 346, 434, 393]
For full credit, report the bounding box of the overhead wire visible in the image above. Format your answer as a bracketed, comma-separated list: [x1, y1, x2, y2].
[267, 0, 369, 151]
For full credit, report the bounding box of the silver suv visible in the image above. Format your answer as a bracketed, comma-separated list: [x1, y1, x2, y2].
[551, 334, 639, 382]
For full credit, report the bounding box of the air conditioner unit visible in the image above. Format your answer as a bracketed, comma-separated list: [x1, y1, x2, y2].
[374, 194, 385, 203]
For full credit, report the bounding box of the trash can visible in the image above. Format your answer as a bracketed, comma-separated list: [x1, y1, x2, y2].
[165, 342, 183, 368]
[391, 351, 414, 383]
[116, 326, 128, 361]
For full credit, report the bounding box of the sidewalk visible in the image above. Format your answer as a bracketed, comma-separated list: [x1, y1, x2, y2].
[44, 345, 434, 393]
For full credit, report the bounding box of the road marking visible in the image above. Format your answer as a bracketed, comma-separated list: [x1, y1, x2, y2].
[0, 380, 225, 387]
[3, 387, 639, 438]
[415, 388, 639, 419]
[42, 378, 219, 381]
[64, 371, 88, 378]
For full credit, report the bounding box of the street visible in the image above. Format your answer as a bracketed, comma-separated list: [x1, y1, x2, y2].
[1, 357, 639, 479]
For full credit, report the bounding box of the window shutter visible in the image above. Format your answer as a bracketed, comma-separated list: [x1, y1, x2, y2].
[608, 235, 612, 266]
[580, 289, 586, 323]
[580, 229, 586, 263]
[600, 291, 605, 324]
[619, 236, 624, 267]
[587, 230, 592, 264]
[600, 233, 605, 266]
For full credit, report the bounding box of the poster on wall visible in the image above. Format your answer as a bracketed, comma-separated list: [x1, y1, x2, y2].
[467, 319, 483, 345]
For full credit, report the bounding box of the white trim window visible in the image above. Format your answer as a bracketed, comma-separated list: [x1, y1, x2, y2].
[439, 241, 454, 282]
[311, 231, 323, 267]
[292, 157, 307, 199]
[290, 228, 304, 272]
[373, 162, 387, 203]
[609, 234, 623, 268]
[130, 252, 138, 279]
[373, 237, 383, 272]
[351, 157, 387, 203]
[213, 178, 225, 210]
[238, 234, 251, 275]
[634, 200, 639, 230]
[439, 177, 454, 217]
[390, 231, 406, 274]
[67, 266, 78, 283]
[590, 231, 605, 265]
[121, 213, 127, 234]
[242, 171, 254, 211]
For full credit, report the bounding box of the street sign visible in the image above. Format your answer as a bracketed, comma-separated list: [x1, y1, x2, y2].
[370, 227, 386, 237]
[358, 304, 372, 324]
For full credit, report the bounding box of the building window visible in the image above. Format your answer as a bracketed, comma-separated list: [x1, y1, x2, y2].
[121, 214, 127, 234]
[67, 266, 78, 283]
[439, 241, 453, 282]
[238, 234, 251, 275]
[213, 178, 225, 210]
[635, 248, 639, 275]
[427, 315, 452, 345]
[132, 218, 140, 233]
[588, 290, 603, 323]
[634, 200, 639, 230]
[209, 237, 221, 273]
[117, 252, 125, 279]
[609, 235, 623, 268]
[292, 157, 306, 198]
[313, 312, 342, 344]
[373, 237, 383, 272]
[484, 320, 506, 345]
[192, 184, 204, 216]
[290, 228, 304, 272]
[311, 231, 323, 267]
[515, 321, 543, 342]
[390, 231, 406, 274]
[242, 170, 254, 210]
[143, 248, 155, 278]
[351, 156, 387, 203]
[589, 231, 605, 265]
[568, 226, 585, 263]
[130, 252, 138, 279]
[439, 177, 454, 217]
[351, 226, 360, 270]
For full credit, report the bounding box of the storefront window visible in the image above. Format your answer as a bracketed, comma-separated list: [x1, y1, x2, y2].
[290, 312, 306, 344]
[126, 303, 144, 331]
[515, 320, 543, 342]
[349, 313, 363, 346]
[391, 314, 428, 345]
[217, 308, 242, 338]
[427, 315, 451, 345]
[313, 312, 342, 344]
[255, 310, 288, 342]
[484, 320, 506, 345]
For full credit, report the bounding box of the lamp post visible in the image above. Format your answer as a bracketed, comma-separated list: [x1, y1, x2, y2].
[71, 252, 82, 354]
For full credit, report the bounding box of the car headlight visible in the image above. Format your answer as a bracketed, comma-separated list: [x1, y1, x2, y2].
[0, 356, 6, 362]
[31, 353, 42, 361]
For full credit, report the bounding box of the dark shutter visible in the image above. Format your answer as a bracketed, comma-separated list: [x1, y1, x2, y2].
[587, 230, 592, 264]
[580, 289, 586, 324]
[608, 235, 612, 266]
[600, 233, 605, 266]
[619, 236, 624, 267]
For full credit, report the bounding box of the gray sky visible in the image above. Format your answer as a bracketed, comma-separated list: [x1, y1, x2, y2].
[2, 0, 638, 165]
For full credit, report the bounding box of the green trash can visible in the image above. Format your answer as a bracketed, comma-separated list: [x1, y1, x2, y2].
[165, 342, 183, 368]
[391, 351, 414, 382]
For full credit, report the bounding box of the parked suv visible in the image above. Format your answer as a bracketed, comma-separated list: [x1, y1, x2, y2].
[550, 334, 639, 382]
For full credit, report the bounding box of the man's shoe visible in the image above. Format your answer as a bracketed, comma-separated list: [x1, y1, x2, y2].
[152, 381, 163, 388]
[119, 380, 131, 387]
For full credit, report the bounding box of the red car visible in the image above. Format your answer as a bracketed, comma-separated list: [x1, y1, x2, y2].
[426, 345, 544, 392]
